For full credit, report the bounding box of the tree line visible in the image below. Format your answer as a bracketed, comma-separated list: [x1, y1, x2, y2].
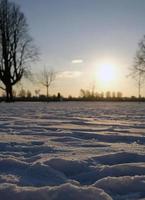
[80, 89, 122, 99]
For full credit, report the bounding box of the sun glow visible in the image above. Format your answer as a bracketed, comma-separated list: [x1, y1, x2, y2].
[97, 63, 116, 83]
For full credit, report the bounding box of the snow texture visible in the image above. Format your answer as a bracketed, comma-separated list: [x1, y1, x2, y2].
[0, 102, 145, 199]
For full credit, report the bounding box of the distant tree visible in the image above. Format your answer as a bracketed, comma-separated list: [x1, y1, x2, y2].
[0, 0, 38, 101]
[57, 92, 61, 99]
[35, 89, 40, 97]
[18, 88, 26, 98]
[26, 90, 31, 98]
[91, 83, 96, 97]
[68, 95, 72, 100]
[106, 91, 111, 99]
[95, 92, 100, 98]
[100, 92, 104, 98]
[130, 35, 145, 98]
[80, 88, 96, 99]
[85, 90, 91, 98]
[80, 89, 86, 98]
[39, 68, 56, 98]
[112, 92, 116, 98]
[57, 92, 62, 101]
[117, 92, 122, 98]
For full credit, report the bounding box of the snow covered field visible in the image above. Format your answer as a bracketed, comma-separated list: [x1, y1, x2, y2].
[0, 102, 145, 200]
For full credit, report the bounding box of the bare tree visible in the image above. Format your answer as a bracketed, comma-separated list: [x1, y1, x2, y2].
[40, 68, 56, 98]
[0, 0, 37, 101]
[130, 35, 145, 98]
[35, 89, 40, 97]
[18, 87, 26, 98]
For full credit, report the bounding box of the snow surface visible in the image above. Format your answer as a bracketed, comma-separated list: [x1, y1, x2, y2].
[0, 102, 145, 199]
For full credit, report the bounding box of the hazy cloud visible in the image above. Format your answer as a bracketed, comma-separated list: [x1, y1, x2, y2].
[72, 59, 83, 64]
[58, 71, 82, 79]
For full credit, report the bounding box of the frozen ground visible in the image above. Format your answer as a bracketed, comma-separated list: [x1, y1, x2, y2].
[0, 102, 145, 199]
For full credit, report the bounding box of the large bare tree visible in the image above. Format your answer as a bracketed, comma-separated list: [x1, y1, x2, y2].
[0, 0, 37, 101]
[130, 35, 145, 98]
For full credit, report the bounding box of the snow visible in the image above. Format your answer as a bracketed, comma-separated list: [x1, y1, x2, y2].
[0, 183, 112, 200]
[94, 176, 145, 199]
[0, 101, 145, 199]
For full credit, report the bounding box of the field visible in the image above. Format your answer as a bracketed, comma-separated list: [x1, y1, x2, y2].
[0, 102, 145, 200]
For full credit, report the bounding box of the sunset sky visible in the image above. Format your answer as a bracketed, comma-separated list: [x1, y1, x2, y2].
[13, 0, 145, 97]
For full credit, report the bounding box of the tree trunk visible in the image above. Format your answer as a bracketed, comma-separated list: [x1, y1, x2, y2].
[46, 85, 49, 98]
[9, 86, 13, 102]
[6, 84, 13, 102]
[6, 87, 9, 102]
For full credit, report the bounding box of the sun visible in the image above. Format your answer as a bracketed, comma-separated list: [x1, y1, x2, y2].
[96, 63, 116, 83]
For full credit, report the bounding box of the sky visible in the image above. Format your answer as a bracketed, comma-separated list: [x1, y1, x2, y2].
[12, 0, 145, 97]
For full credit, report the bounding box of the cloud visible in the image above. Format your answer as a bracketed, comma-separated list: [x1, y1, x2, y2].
[71, 59, 83, 64]
[58, 71, 82, 79]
